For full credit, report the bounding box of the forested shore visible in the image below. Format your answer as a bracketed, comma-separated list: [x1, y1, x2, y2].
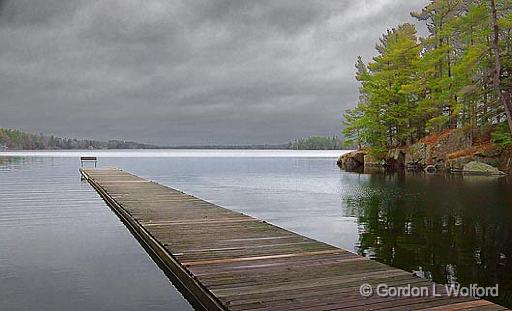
[0, 128, 158, 150]
[341, 0, 512, 174]
[344, 0, 511, 152]
[0, 128, 345, 151]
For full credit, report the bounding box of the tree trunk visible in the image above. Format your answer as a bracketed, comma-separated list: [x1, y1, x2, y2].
[489, 0, 512, 134]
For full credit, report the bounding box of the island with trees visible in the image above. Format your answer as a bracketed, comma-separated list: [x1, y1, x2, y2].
[340, 0, 512, 175]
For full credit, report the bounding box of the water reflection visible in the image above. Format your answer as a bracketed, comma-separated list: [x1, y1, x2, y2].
[0, 156, 27, 171]
[0, 157, 194, 311]
[345, 172, 512, 307]
[2, 154, 511, 309]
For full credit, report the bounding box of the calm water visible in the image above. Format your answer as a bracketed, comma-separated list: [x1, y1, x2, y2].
[1, 150, 511, 309]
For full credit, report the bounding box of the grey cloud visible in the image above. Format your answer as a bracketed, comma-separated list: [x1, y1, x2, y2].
[0, 0, 428, 145]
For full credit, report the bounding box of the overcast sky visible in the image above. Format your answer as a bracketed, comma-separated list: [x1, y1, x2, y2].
[0, 0, 428, 145]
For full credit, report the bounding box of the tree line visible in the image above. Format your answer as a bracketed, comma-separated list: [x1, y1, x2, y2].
[289, 136, 344, 150]
[0, 128, 347, 150]
[343, 0, 512, 154]
[0, 128, 156, 150]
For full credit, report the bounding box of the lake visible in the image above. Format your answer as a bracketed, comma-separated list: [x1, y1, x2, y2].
[1, 150, 511, 309]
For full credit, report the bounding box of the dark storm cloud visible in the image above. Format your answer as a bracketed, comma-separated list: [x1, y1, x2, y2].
[0, 0, 428, 145]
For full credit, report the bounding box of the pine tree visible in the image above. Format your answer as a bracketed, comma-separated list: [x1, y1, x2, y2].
[343, 0, 512, 152]
[344, 24, 421, 153]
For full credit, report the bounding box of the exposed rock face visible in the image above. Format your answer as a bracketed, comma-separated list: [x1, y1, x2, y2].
[446, 156, 473, 171]
[405, 129, 473, 171]
[474, 147, 502, 167]
[386, 148, 406, 170]
[337, 150, 389, 172]
[446, 147, 501, 170]
[337, 150, 366, 171]
[499, 147, 512, 173]
[364, 154, 384, 168]
[404, 143, 428, 170]
[337, 128, 511, 175]
[462, 161, 505, 175]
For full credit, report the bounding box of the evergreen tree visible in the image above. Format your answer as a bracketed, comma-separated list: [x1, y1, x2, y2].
[344, 24, 421, 153]
[344, 0, 512, 153]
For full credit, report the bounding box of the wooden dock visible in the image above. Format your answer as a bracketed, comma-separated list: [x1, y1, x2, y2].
[80, 168, 506, 311]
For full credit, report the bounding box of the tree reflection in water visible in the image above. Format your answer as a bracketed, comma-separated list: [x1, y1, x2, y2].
[344, 173, 512, 307]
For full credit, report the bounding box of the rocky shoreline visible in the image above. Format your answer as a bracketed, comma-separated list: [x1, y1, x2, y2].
[338, 128, 511, 175]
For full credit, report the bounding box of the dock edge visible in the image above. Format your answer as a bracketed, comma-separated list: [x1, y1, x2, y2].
[80, 168, 226, 311]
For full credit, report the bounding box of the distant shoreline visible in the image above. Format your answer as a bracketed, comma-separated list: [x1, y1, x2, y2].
[0, 146, 349, 151]
[0, 128, 349, 151]
[0, 149, 351, 158]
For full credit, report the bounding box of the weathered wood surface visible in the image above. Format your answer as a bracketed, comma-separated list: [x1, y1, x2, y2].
[80, 168, 506, 311]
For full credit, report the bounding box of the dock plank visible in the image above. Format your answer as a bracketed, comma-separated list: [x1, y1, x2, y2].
[80, 168, 506, 311]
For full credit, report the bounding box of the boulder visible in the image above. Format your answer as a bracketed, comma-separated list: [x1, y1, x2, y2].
[462, 161, 506, 175]
[446, 156, 473, 171]
[337, 150, 366, 171]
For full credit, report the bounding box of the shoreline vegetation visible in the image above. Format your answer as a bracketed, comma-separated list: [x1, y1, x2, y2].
[341, 0, 512, 175]
[0, 128, 348, 151]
